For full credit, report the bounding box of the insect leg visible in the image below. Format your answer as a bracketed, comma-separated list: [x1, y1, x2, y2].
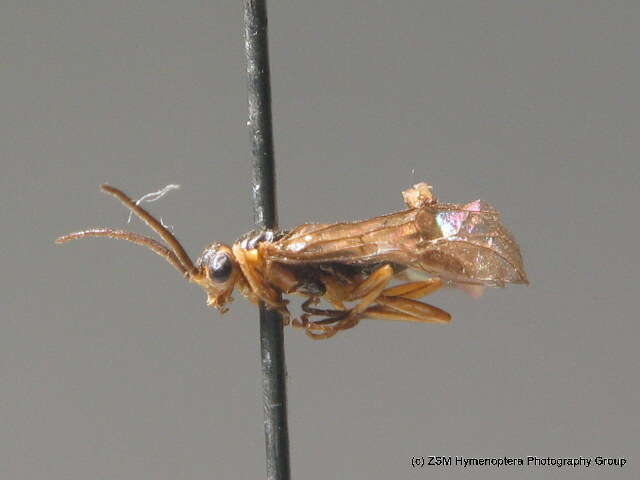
[345, 264, 394, 302]
[365, 296, 451, 324]
[318, 275, 348, 310]
[380, 278, 443, 299]
[348, 264, 395, 314]
[300, 297, 345, 317]
[361, 278, 450, 323]
[295, 265, 400, 340]
[232, 245, 290, 321]
[300, 311, 350, 340]
[289, 272, 351, 333]
[303, 324, 340, 340]
[232, 246, 276, 305]
[290, 313, 335, 339]
[305, 273, 446, 337]
[295, 272, 447, 337]
[326, 264, 395, 333]
[289, 297, 340, 337]
[289, 295, 355, 339]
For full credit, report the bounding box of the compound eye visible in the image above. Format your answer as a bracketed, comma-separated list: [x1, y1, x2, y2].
[208, 252, 233, 283]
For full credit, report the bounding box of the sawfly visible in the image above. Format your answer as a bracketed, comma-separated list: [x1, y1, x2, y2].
[56, 182, 527, 339]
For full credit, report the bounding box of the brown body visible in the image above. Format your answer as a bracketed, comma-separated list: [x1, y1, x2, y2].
[56, 183, 527, 339]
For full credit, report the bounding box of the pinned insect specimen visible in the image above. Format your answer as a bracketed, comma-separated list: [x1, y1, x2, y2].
[55, 183, 527, 339]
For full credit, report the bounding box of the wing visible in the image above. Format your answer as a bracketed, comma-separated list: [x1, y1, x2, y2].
[263, 209, 423, 266]
[263, 200, 527, 287]
[415, 200, 528, 286]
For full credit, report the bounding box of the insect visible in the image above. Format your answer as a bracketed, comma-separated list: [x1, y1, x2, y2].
[56, 183, 528, 339]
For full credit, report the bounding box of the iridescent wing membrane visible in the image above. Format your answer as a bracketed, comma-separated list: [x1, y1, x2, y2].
[263, 200, 528, 287]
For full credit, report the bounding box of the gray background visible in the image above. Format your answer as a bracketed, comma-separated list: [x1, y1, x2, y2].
[2, 1, 638, 479]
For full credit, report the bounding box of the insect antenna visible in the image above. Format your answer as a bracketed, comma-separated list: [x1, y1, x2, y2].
[55, 185, 198, 277]
[55, 228, 188, 276]
[98, 185, 197, 276]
